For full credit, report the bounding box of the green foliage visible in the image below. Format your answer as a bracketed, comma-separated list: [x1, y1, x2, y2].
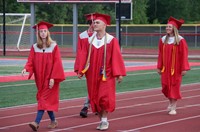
[132, 0, 149, 24]
[147, 0, 200, 24]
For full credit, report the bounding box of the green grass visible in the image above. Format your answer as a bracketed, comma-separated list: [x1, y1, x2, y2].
[0, 66, 199, 108]
[0, 66, 24, 75]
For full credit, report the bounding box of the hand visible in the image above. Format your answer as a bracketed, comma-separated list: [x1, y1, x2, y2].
[49, 79, 54, 89]
[77, 73, 83, 79]
[117, 76, 123, 83]
[157, 69, 161, 75]
[181, 71, 187, 76]
[21, 69, 26, 76]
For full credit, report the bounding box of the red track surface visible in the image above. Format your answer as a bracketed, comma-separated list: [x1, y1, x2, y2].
[0, 83, 200, 132]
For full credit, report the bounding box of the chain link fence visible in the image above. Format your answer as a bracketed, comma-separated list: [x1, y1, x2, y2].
[0, 24, 200, 51]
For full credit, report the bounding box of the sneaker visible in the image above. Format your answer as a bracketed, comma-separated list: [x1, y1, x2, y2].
[168, 110, 177, 115]
[99, 121, 109, 131]
[48, 120, 58, 129]
[96, 124, 101, 130]
[80, 107, 88, 118]
[29, 122, 39, 131]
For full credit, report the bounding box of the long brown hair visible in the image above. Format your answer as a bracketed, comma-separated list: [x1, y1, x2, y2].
[36, 30, 54, 49]
[164, 26, 180, 45]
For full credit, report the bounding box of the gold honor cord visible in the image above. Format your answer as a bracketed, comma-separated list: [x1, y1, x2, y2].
[81, 33, 108, 81]
[161, 44, 165, 73]
[102, 34, 107, 81]
[81, 35, 95, 74]
[161, 44, 176, 76]
[171, 45, 176, 76]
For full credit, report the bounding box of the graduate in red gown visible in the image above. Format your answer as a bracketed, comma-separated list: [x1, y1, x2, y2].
[74, 13, 96, 118]
[157, 17, 190, 115]
[78, 13, 126, 130]
[21, 21, 65, 131]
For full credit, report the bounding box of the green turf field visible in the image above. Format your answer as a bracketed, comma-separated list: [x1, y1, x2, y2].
[0, 66, 199, 108]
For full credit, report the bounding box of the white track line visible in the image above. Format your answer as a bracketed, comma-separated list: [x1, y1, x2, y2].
[1, 87, 200, 119]
[120, 115, 200, 132]
[1, 82, 199, 111]
[49, 104, 200, 132]
[0, 96, 200, 130]
[0, 83, 199, 130]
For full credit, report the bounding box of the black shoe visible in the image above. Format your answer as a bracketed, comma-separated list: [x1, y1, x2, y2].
[80, 107, 88, 118]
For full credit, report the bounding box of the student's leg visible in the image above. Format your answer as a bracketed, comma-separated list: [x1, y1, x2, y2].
[47, 111, 58, 129]
[168, 98, 177, 115]
[35, 110, 45, 124]
[47, 111, 55, 122]
[83, 96, 90, 108]
[96, 110, 109, 130]
[80, 96, 90, 118]
[29, 110, 44, 131]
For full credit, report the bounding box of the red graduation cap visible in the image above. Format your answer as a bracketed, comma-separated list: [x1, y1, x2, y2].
[93, 13, 111, 25]
[167, 16, 184, 30]
[32, 21, 54, 30]
[84, 13, 96, 21]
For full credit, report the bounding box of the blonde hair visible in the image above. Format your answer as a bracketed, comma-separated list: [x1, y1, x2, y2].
[164, 26, 180, 45]
[36, 30, 54, 49]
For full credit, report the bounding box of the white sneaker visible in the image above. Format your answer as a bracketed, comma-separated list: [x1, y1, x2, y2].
[168, 110, 177, 115]
[96, 124, 101, 130]
[97, 121, 109, 131]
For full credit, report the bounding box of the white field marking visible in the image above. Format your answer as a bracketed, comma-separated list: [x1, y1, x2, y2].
[0, 96, 200, 130]
[120, 115, 200, 132]
[117, 95, 200, 109]
[48, 104, 200, 132]
[1, 66, 200, 88]
[1, 92, 200, 120]
[0, 78, 81, 88]
[1, 85, 199, 113]
[0, 96, 87, 111]
[0, 82, 200, 111]
[117, 88, 200, 102]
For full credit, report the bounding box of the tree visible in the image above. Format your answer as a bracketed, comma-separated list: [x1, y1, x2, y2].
[147, 0, 200, 24]
[132, 0, 149, 24]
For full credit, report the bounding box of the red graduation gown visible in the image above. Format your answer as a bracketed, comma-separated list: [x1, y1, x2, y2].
[157, 35, 190, 99]
[78, 33, 126, 113]
[74, 30, 93, 72]
[25, 43, 65, 111]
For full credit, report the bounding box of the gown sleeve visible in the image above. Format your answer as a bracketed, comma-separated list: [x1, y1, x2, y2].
[24, 46, 35, 79]
[157, 39, 163, 70]
[180, 39, 190, 71]
[51, 45, 65, 83]
[111, 38, 126, 77]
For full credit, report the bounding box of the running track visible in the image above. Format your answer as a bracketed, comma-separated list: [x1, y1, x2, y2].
[0, 83, 200, 132]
